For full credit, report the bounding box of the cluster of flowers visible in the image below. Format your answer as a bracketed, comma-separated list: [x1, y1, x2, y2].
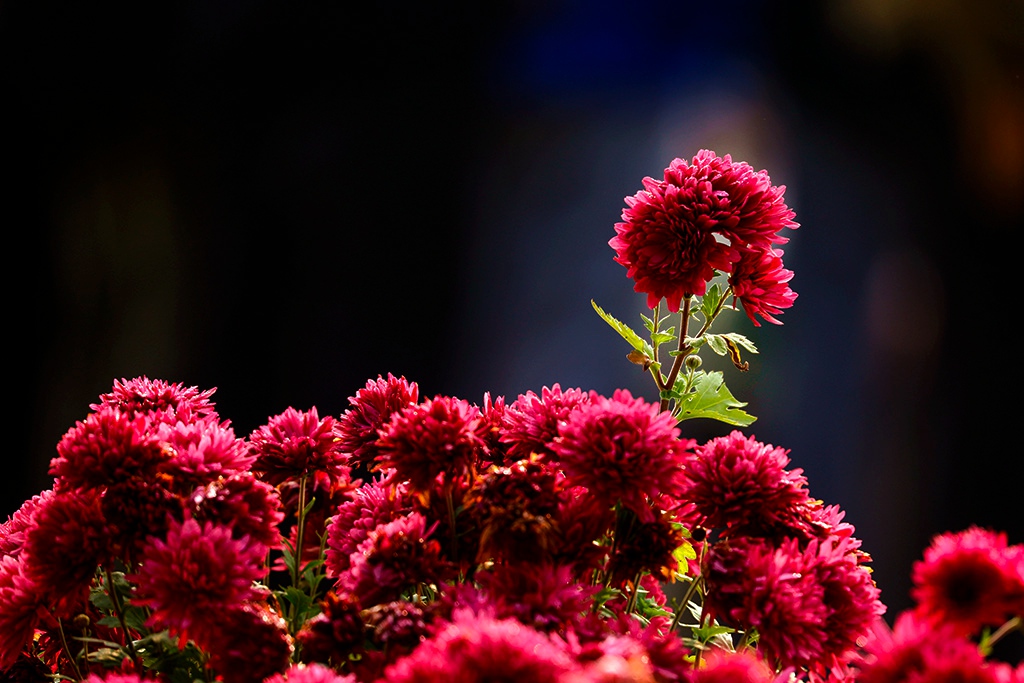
[1, 150, 1020, 682]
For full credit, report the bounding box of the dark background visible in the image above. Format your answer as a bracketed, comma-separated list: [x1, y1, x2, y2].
[4, 0, 1023, 619]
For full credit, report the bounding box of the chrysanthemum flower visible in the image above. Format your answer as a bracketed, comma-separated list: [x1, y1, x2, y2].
[132, 518, 265, 640]
[102, 478, 184, 559]
[469, 458, 563, 564]
[374, 395, 487, 493]
[190, 472, 284, 549]
[264, 664, 356, 683]
[0, 555, 43, 669]
[51, 406, 168, 490]
[704, 537, 829, 669]
[82, 674, 161, 683]
[856, 612, 1004, 683]
[686, 648, 775, 683]
[501, 385, 590, 463]
[198, 604, 293, 683]
[610, 150, 797, 311]
[156, 418, 255, 488]
[324, 474, 410, 577]
[295, 591, 366, 667]
[474, 563, 598, 633]
[605, 509, 687, 585]
[550, 389, 691, 522]
[730, 247, 798, 326]
[93, 376, 218, 426]
[910, 526, 1024, 637]
[681, 430, 811, 535]
[0, 489, 55, 559]
[249, 406, 348, 487]
[383, 608, 576, 683]
[335, 374, 419, 471]
[22, 488, 108, 611]
[336, 512, 450, 606]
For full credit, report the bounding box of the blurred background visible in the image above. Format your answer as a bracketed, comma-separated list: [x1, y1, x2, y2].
[4, 0, 1023, 619]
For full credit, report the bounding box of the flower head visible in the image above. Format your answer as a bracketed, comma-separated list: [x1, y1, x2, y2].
[264, 664, 356, 683]
[0, 555, 42, 670]
[1, 489, 55, 559]
[249, 406, 348, 487]
[501, 385, 590, 463]
[157, 418, 255, 488]
[681, 430, 811, 535]
[324, 475, 411, 577]
[51, 407, 168, 490]
[610, 150, 797, 311]
[910, 526, 1024, 636]
[550, 389, 691, 522]
[374, 395, 486, 493]
[383, 609, 575, 683]
[730, 247, 798, 326]
[198, 604, 293, 683]
[92, 376, 218, 426]
[335, 374, 420, 471]
[132, 518, 265, 640]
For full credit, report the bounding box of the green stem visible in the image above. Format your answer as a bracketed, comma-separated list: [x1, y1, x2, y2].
[668, 572, 703, 632]
[104, 567, 141, 670]
[660, 297, 692, 412]
[446, 488, 459, 571]
[292, 474, 309, 589]
[56, 617, 84, 681]
[624, 571, 644, 615]
[988, 616, 1022, 648]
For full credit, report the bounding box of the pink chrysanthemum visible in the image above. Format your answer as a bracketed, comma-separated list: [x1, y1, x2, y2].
[156, 418, 255, 488]
[687, 648, 774, 683]
[335, 374, 420, 471]
[22, 488, 108, 611]
[383, 608, 576, 683]
[102, 478, 184, 559]
[0, 555, 42, 669]
[856, 612, 1004, 683]
[190, 472, 284, 549]
[51, 406, 168, 490]
[375, 395, 486, 493]
[0, 489, 55, 559]
[249, 406, 348, 487]
[132, 518, 265, 640]
[475, 563, 598, 633]
[92, 376, 218, 426]
[336, 512, 450, 606]
[264, 663, 356, 683]
[681, 430, 812, 535]
[550, 389, 692, 522]
[198, 604, 293, 683]
[501, 385, 591, 462]
[910, 526, 1024, 637]
[324, 474, 411, 577]
[704, 537, 829, 670]
[295, 592, 366, 667]
[82, 675, 160, 683]
[610, 150, 797, 311]
[730, 247, 798, 326]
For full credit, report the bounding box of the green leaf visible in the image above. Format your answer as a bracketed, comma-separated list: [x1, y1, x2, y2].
[673, 540, 697, 565]
[705, 334, 729, 356]
[674, 371, 756, 426]
[700, 284, 723, 320]
[591, 300, 655, 359]
[717, 332, 758, 354]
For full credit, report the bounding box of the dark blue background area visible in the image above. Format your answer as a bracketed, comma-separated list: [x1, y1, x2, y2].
[4, 0, 1023, 627]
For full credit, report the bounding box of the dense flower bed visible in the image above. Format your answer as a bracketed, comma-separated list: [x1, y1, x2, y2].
[2, 151, 1021, 682]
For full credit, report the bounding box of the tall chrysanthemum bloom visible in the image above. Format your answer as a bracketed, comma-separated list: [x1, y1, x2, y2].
[610, 150, 797, 311]
[729, 247, 798, 326]
[157, 418, 255, 488]
[0, 489, 55, 559]
[335, 512, 450, 606]
[22, 488, 109, 612]
[249, 406, 348, 487]
[51, 406, 168, 491]
[686, 648, 775, 683]
[501, 385, 590, 463]
[680, 430, 811, 536]
[550, 390, 692, 522]
[374, 395, 487, 493]
[383, 608, 576, 683]
[856, 612, 1005, 683]
[910, 527, 1024, 636]
[190, 472, 284, 549]
[264, 664, 356, 683]
[132, 518, 265, 641]
[335, 374, 419, 471]
[324, 475, 410, 577]
[92, 376, 218, 426]
[704, 537, 829, 670]
[197, 604, 293, 683]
